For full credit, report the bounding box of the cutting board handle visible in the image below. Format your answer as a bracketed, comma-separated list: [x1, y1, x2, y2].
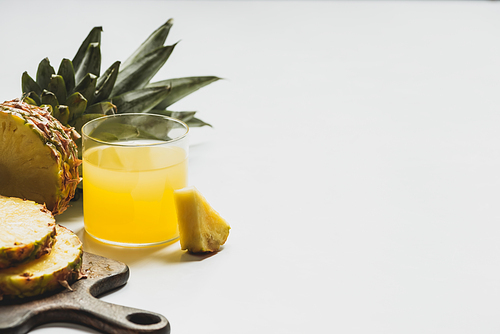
[2, 290, 170, 334]
[45, 293, 170, 334]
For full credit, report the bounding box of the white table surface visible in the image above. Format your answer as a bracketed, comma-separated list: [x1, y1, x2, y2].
[2, 0, 500, 333]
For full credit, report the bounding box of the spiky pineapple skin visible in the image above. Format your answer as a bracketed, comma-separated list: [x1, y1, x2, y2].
[0, 225, 83, 300]
[0, 100, 81, 215]
[0, 196, 56, 269]
[0, 234, 55, 269]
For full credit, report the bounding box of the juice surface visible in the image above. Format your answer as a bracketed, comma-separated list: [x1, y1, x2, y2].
[83, 143, 187, 245]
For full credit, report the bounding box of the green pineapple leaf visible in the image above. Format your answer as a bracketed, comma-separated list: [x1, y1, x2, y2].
[121, 19, 174, 70]
[111, 44, 176, 97]
[185, 117, 212, 128]
[40, 90, 59, 112]
[85, 101, 116, 115]
[147, 76, 220, 109]
[148, 109, 195, 122]
[66, 92, 87, 123]
[22, 95, 38, 106]
[95, 61, 120, 103]
[73, 73, 97, 105]
[21, 20, 219, 136]
[22, 72, 42, 96]
[58, 105, 70, 125]
[89, 123, 146, 141]
[73, 27, 102, 73]
[36, 58, 55, 91]
[147, 109, 211, 128]
[170, 110, 197, 123]
[111, 86, 171, 114]
[48, 75, 67, 105]
[26, 92, 41, 105]
[75, 42, 101, 86]
[71, 113, 104, 133]
[57, 59, 75, 94]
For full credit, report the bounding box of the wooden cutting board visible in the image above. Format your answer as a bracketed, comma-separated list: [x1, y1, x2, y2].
[0, 252, 170, 334]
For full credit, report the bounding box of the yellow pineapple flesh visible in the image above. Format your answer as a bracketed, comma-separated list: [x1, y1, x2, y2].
[0, 100, 81, 215]
[174, 186, 230, 253]
[0, 196, 56, 269]
[0, 224, 83, 300]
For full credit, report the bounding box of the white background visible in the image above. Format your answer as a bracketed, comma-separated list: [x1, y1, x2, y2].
[1, 1, 500, 333]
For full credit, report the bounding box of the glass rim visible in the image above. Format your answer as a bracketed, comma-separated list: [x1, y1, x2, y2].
[81, 113, 189, 147]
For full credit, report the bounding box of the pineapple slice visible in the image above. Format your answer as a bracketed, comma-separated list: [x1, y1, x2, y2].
[0, 196, 56, 269]
[0, 224, 83, 300]
[174, 187, 230, 253]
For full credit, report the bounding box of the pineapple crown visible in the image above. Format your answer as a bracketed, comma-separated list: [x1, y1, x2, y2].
[21, 19, 219, 135]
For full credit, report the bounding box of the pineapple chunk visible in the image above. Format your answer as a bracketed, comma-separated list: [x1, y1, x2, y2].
[174, 187, 230, 253]
[0, 196, 56, 269]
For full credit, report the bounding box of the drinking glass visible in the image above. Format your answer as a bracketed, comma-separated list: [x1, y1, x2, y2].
[82, 113, 189, 247]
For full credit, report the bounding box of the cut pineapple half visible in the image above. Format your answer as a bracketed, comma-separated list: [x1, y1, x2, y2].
[0, 224, 83, 300]
[0, 196, 56, 269]
[174, 186, 230, 253]
[0, 100, 81, 215]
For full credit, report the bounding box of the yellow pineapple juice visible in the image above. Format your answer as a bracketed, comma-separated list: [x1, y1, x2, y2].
[83, 141, 188, 246]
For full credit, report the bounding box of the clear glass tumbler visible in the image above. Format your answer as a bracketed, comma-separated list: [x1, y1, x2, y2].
[82, 113, 189, 247]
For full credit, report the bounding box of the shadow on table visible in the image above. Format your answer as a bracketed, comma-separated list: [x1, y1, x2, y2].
[61, 197, 83, 221]
[75, 228, 216, 265]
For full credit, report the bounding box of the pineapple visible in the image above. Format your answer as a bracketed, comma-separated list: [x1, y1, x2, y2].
[0, 196, 56, 269]
[21, 19, 219, 136]
[0, 100, 81, 215]
[0, 224, 83, 300]
[174, 187, 230, 253]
